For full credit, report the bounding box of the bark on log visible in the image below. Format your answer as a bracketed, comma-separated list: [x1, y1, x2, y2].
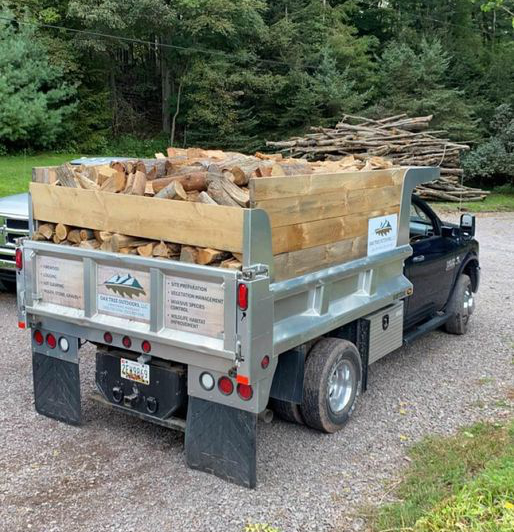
[38, 223, 55, 240]
[179, 246, 198, 263]
[130, 171, 147, 196]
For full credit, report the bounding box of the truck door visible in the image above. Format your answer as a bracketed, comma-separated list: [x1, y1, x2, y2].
[404, 198, 456, 328]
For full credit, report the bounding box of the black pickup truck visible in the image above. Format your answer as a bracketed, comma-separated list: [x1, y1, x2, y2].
[404, 195, 479, 340]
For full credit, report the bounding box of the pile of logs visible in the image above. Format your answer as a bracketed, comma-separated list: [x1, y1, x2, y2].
[37, 148, 393, 267]
[266, 114, 489, 202]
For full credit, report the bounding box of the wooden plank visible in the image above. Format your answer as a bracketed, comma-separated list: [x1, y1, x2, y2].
[250, 168, 406, 201]
[30, 182, 245, 253]
[274, 236, 367, 281]
[271, 207, 399, 254]
[255, 185, 402, 227]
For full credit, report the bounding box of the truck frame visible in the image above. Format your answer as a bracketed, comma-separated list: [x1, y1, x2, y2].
[16, 166, 477, 487]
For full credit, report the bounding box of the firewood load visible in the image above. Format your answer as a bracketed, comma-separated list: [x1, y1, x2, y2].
[32, 147, 395, 271]
[266, 114, 489, 202]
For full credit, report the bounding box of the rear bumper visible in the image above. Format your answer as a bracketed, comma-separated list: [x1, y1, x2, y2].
[0, 251, 16, 280]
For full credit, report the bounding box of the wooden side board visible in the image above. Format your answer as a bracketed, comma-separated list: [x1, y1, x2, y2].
[33, 166, 58, 184]
[249, 168, 406, 202]
[274, 236, 367, 281]
[30, 182, 245, 253]
[271, 206, 399, 254]
[255, 185, 401, 228]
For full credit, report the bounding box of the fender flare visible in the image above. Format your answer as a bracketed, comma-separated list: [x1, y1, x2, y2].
[446, 252, 480, 310]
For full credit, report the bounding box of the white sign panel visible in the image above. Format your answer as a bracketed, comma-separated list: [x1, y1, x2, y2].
[97, 266, 150, 323]
[165, 276, 225, 338]
[37, 256, 84, 309]
[367, 213, 398, 256]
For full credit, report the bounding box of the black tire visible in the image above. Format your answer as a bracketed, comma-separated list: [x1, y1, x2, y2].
[300, 338, 362, 433]
[270, 398, 304, 425]
[0, 279, 16, 292]
[444, 274, 474, 335]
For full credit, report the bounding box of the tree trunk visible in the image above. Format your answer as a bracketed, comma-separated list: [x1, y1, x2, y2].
[161, 50, 171, 135]
[170, 79, 183, 147]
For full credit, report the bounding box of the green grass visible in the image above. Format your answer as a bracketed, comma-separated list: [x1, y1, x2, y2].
[0, 153, 80, 197]
[369, 420, 514, 532]
[433, 192, 514, 213]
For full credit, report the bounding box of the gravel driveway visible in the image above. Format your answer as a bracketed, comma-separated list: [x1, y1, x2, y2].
[1, 213, 513, 532]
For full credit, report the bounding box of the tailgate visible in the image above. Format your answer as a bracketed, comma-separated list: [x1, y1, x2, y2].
[21, 241, 239, 358]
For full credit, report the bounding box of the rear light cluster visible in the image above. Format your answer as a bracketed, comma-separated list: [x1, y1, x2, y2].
[104, 332, 151, 354]
[33, 330, 68, 352]
[199, 373, 253, 401]
[15, 249, 23, 270]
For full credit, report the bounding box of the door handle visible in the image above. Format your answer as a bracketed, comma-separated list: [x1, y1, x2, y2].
[412, 255, 425, 263]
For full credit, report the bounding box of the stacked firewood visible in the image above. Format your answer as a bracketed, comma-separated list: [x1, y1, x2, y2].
[266, 114, 489, 202]
[36, 147, 393, 267]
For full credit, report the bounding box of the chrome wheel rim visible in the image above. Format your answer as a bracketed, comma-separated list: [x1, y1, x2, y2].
[328, 360, 355, 414]
[463, 287, 474, 320]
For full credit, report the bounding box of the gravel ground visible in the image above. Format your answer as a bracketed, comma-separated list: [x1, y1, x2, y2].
[1, 213, 513, 532]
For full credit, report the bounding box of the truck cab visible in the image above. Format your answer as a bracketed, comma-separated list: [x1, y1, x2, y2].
[404, 195, 479, 337]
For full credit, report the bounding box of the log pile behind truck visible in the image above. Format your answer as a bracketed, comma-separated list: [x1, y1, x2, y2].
[31, 148, 408, 281]
[266, 114, 489, 202]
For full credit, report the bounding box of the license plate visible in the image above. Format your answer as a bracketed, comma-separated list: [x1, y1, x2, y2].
[120, 358, 150, 385]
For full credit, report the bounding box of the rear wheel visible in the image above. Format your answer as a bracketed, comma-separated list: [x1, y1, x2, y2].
[445, 274, 474, 335]
[300, 338, 361, 433]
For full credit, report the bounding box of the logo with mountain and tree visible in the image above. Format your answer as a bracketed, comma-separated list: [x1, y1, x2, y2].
[103, 273, 146, 298]
[375, 220, 393, 237]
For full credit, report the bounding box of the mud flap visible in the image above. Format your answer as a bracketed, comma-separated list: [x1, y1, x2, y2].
[33, 351, 81, 425]
[185, 397, 257, 488]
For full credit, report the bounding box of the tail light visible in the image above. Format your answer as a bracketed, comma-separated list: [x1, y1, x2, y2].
[261, 355, 270, 369]
[122, 336, 132, 349]
[218, 376, 234, 395]
[237, 383, 253, 401]
[141, 340, 151, 353]
[103, 332, 113, 344]
[46, 333, 57, 349]
[15, 249, 23, 270]
[199, 372, 215, 391]
[237, 283, 248, 311]
[33, 330, 44, 345]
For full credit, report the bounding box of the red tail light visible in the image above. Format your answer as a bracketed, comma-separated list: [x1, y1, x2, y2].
[141, 340, 151, 353]
[15, 249, 23, 270]
[46, 333, 56, 349]
[238, 283, 248, 311]
[237, 383, 253, 401]
[122, 336, 132, 349]
[33, 330, 44, 345]
[103, 332, 113, 344]
[218, 376, 234, 395]
[261, 355, 270, 369]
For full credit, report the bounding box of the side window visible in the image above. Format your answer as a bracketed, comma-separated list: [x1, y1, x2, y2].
[410, 203, 435, 240]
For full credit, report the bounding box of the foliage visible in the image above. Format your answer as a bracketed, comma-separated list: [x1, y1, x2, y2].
[0, 8, 77, 151]
[463, 105, 514, 186]
[370, 420, 514, 532]
[0, 0, 513, 187]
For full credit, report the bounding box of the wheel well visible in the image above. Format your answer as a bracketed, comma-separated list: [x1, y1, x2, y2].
[462, 259, 479, 292]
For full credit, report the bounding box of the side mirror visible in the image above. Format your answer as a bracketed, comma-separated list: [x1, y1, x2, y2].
[460, 213, 475, 238]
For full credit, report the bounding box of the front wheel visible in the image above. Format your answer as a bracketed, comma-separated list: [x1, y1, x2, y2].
[444, 274, 474, 335]
[300, 338, 361, 433]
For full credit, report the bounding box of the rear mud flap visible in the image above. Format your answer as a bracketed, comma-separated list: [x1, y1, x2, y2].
[33, 351, 81, 425]
[185, 397, 257, 488]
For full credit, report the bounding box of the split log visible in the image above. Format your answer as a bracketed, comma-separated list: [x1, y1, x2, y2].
[154, 180, 187, 200]
[179, 246, 198, 263]
[79, 239, 100, 250]
[100, 172, 126, 193]
[110, 234, 149, 253]
[152, 241, 170, 258]
[55, 165, 78, 188]
[94, 230, 112, 243]
[67, 229, 82, 244]
[196, 248, 228, 265]
[137, 242, 155, 257]
[197, 191, 217, 205]
[76, 172, 100, 190]
[220, 258, 242, 270]
[97, 167, 118, 186]
[38, 223, 55, 240]
[130, 171, 147, 196]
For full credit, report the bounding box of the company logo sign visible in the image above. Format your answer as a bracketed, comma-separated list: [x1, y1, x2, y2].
[103, 273, 146, 299]
[368, 214, 398, 256]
